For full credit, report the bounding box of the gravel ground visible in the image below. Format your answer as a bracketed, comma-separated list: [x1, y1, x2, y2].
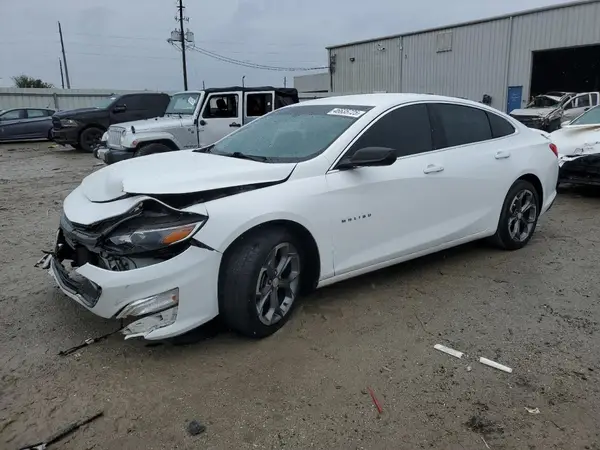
[1, 142, 599, 450]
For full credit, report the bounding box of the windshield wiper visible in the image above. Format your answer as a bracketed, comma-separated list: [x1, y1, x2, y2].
[228, 152, 270, 162]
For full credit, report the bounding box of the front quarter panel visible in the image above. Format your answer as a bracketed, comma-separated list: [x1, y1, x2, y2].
[196, 174, 335, 281]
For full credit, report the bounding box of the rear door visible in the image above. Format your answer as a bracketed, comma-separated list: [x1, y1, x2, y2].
[0, 109, 27, 140]
[427, 103, 519, 235]
[198, 91, 242, 146]
[25, 109, 53, 139]
[244, 91, 274, 125]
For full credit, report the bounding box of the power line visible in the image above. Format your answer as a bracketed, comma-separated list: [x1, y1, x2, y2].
[183, 44, 328, 72]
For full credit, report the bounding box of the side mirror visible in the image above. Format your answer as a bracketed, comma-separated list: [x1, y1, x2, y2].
[337, 147, 397, 170]
[199, 119, 207, 126]
[113, 104, 127, 113]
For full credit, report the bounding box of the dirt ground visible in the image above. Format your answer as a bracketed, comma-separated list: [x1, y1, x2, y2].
[1, 141, 599, 450]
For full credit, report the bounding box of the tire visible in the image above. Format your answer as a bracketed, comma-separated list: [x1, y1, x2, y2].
[491, 180, 540, 250]
[134, 143, 172, 158]
[79, 127, 104, 153]
[47, 129, 53, 141]
[219, 226, 304, 338]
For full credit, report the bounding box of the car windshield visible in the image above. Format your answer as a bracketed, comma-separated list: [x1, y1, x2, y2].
[526, 96, 559, 108]
[570, 106, 600, 125]
[206, 104, 373, 163]
[95, 96, 117, 108]
[166, 93, 201, 115]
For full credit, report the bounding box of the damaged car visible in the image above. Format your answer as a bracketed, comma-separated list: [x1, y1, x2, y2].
[509, 92, 574, 132]
[39, 94, 558, 341]
[551, 105, 600, 187]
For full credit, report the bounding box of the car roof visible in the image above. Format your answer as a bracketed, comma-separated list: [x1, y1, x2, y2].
[296, 93, 495, 111]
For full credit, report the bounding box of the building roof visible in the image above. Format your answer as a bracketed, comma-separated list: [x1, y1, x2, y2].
[326, 0, 600, 49]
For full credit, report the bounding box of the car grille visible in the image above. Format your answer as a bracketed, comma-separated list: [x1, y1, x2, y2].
[52, 117, 62, 129]
[511, 115, 543, 129]
[107, 127, 124, 148]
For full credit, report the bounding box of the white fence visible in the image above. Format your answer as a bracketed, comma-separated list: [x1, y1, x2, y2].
[0, 88, 151, 111]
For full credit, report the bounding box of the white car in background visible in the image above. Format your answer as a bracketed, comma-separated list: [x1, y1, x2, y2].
[552, 105, 600, 187]
[42, 94, 559, 341]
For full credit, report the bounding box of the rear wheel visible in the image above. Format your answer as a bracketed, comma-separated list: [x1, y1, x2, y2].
[491, 180, 540, 250]
[219, 226, 303, 338]
[134, 143, 172, 158]
[79, 127, 104, 153]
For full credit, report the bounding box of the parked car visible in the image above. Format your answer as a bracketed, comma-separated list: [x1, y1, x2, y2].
[0, 107, 55, 141]
[551, 105, 600, 187]
[510, 92, 600, 132]
[95, 86, 298, 164]
[51, 92, 170, 152]
[41, 94, 558, 341]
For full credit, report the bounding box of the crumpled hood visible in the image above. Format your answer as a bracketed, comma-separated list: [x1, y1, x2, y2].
[551, 124, 600, 157]
[510, 107, 556, 118]
[80, 151, 296, 202]
[110, 115, 184, 132]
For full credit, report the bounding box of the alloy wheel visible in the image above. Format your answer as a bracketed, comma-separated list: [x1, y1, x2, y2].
[508, 189, 537, 242]
[255, 242, 301, 326]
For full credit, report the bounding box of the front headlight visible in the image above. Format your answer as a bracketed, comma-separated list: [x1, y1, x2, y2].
[100, 131, 108, 142]
[60, 119, 78, 127]
[105, 216, 207, 254]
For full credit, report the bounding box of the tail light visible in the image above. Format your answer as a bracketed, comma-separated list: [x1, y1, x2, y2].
[549, 143, 558, 157]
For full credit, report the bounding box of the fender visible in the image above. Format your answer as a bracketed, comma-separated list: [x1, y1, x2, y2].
[121, 131, 183, 150]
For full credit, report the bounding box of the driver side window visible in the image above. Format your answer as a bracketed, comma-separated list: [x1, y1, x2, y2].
[202, 94, 239, 119]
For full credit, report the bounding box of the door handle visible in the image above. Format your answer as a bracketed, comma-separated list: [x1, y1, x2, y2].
[495, 150, 511, 160]
[423, 164, 444, 174]
[229, 122, 241, 128]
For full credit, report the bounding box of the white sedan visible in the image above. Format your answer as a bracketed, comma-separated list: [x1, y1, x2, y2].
[43, 94, 559, 340]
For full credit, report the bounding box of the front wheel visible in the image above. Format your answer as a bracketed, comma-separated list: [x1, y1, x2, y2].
[491, 180, 540, 250]
[79, 127, 104, 153]
[218, 226, 303, 338]
[134, 143, 172, 158]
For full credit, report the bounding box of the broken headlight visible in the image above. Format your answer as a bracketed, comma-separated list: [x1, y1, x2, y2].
[104, 213, 207, 255]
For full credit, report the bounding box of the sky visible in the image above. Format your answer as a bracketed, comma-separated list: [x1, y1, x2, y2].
[0, 0, 575, 91]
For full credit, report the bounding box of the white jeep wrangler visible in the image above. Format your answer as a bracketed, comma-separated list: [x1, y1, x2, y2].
[95, 86, 299, 164]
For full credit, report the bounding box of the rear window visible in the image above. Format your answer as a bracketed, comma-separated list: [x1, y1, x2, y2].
[486, 112, 516, 138]
[431, 103, 492, 148]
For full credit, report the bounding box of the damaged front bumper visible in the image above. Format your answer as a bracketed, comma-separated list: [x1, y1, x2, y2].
[558, 154, 600, 186]
[45, 220, 222, 340]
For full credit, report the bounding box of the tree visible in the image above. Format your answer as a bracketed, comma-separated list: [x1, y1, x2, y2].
[12, 75, 54, 88]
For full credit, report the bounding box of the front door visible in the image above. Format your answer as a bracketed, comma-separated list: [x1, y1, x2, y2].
[0, 109, 28, 140]
[325, 103, 447, 276]
[563, 93, 592, 122]
[198, 91, 242, 147]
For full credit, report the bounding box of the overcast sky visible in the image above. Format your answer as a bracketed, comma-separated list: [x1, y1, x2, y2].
[0, 0, 573, 91]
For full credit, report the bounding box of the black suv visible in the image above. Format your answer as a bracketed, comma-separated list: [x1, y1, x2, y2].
[51, 92, 170, 152]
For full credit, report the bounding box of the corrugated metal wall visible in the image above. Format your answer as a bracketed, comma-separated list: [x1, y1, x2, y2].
[329, 0, 600, 112]
[508, 1, 600, 108]
[331, 37, 402, 93]
[401, 19, 510, 110]
[0, 88, 150, 111]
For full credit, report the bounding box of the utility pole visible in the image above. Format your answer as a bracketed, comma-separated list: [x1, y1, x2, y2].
[177, 0, 188, 90]
[58, 22, 71, 88]
[59, 58, 65, 89]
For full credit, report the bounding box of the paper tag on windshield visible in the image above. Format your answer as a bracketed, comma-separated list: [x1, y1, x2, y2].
[327, 108, 366, 118]
[188, 97, 197, 106]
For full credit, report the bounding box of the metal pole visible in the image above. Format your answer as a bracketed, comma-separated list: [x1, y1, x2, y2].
[242, 75, 245, 87]
[178, 0, 188, 90]
[284, 76, 287, 87]
[58, 22, 71, 88]
[59, 58, 65, 89]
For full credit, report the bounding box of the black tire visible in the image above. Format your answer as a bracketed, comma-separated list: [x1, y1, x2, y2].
[134, 143, 172, 158]
[219, 226, 304, 338]
[491, 180, 540, 250]
[79, 127, 104, 153]
[47, 129, 53, 141]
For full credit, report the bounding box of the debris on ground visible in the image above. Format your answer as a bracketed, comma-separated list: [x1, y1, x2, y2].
[482, 435, 491, 448]
[186, 420, 206, 436]
[367, 387, 383, 414]
[58, 327, 122, 356]
[479, 357, 513, 373]
[525, 407, 541, 414]
[18, 410, 103, 449]
[434, 344, 464, 359]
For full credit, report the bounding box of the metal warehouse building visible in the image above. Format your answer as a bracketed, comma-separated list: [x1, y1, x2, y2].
[326, 0, 600, 112]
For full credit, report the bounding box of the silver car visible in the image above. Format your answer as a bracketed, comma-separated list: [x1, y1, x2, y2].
[0, 107, 55, 141]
